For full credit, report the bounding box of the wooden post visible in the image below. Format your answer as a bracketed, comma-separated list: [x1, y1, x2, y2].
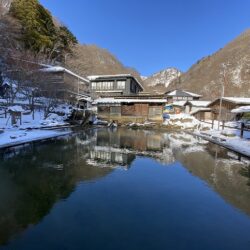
[212, 119, 214, 129]
[240, 122, 245, 138]
[222, 120, 225, 130]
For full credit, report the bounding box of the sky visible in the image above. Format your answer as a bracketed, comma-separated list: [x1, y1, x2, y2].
[40, 0, 250, 76]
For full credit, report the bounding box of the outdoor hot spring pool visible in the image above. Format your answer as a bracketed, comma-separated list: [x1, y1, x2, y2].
[0, 128, 250, 250]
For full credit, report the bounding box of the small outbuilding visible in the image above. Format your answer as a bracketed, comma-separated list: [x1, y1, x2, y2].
[190, 108, 212, 121]
[184, 100, 211, 114]
[8, 105, 25, 125]
[208, 97, 250, 121]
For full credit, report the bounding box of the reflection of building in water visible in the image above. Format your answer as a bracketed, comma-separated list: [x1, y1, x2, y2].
[96, 129, 165, 152]
[98, 129, 176, 165]
[89, 146, 135, 169]
[75, 128, 176, 167]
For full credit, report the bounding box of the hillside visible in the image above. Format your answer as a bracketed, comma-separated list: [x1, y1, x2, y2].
[67, 44, 143, 83]
[0, 0, 144, 87]
[143, 68, 181, 91]
[143, 68, 182, 87]
[168, 30, 250, 99]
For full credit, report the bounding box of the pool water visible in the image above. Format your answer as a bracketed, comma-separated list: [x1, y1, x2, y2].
[0, 128, 250, 250]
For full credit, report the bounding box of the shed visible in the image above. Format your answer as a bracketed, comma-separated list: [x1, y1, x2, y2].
[8, 105, 25, 125]
[184, 100, 211, 114]
[190, 108, 212, 121]
[208, 97, 250, 121]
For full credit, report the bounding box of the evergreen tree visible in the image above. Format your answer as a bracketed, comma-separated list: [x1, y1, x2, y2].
[9, 0, 77, 56]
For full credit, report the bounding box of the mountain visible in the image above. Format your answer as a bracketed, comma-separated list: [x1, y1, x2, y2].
[67, 44, 143, 83]
[143, 68, 182, 89]
[168, 30, 250, 99]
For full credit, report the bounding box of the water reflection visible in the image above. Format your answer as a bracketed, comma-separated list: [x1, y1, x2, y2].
[0, 136, 113, 245]
[0, 128, 250, 246]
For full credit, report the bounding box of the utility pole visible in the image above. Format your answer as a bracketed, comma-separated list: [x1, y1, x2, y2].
[217, 64, 227, 130]
[217, 82, 225, 130]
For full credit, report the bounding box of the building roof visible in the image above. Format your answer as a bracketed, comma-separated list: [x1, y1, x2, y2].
[94, 98, 167, 104]
[186, 101, 211, 107]
[208, 97, 250, 107]
[88, 74, 144, 91]
[165, 90, 202, 97]
[231, 105, 250, 113]
[40, 66, 90, 83]
[190, 108, 211, 115]
[222, 97, 250, 104]
[8, 105, 25, 112]
[172, 101, 187, 107]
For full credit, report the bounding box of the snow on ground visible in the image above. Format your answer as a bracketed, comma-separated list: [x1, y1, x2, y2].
[0, 103, 74, 149]
[0, 104, 72, 130]
[0, 129, 71, 149]
[162, 113, 250, 157]
[163, 113, 210, 130]
[194, 127, 250, 158]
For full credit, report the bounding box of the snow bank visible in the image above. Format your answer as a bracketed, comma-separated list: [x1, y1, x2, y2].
[194, 129, 250, 158]
[0, 129, 71, 149]
[163, 113, 210, 130]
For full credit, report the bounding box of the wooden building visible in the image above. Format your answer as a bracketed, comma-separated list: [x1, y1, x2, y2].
[88, 74, 144, 97]
[165, 90, 202, 103]
[95, 97, 167, 123]
[190, 108, 212, 121]
[208, 97, 250, 121]
[184, 100, 211, 114]
[40, 66, 90, 100]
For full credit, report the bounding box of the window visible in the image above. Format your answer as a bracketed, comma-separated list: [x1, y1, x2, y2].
[117, 81, 126, 89]
[92, 82, 97, 89]
[94, 81, 114, 90]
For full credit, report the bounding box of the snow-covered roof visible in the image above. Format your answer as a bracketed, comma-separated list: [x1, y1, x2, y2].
[77, 96, 92, 102]
[88, 74, 132, 80]
[88, 74, 144, 90]
[186, 101, 211, 107]
[8, 105, 25, 112]
[231, 105, 250, 113]
[190, 108, 211, 115]
[172, 101, 187, 107]
[222, 97, 250, 104]
[40, 66, 90, 83]
[94, 98, 167, 104]
[166, 90, 202, 97]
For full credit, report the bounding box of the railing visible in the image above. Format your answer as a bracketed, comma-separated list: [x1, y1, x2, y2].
[200, 120, 250, 138]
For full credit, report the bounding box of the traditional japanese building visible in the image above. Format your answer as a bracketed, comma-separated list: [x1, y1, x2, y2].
[208, 97, 250, 121]
[40, 66, 90, 99]
[165, 90, 202, 103]
[88, 74, 144, 97]
[94, 96, 167, 123]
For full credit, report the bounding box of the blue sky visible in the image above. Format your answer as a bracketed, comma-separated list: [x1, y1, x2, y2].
[40, 0, 250, 76]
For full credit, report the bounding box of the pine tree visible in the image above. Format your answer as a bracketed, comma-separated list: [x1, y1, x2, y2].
[9, 0, 77, 56]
